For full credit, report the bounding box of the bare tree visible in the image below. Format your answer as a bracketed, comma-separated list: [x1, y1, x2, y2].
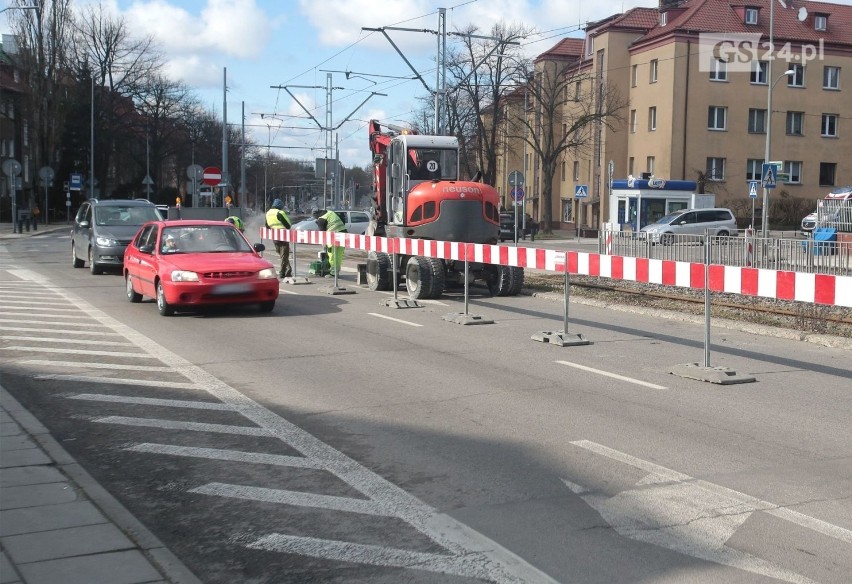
[510, 60, 625, 232]
[71, 3, 162, 195]
[10, 0, 75, 211]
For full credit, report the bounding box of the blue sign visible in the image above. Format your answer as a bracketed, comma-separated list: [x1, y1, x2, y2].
[69, 173, 82, 191]
[575, 184, 588, 198]
[748, 181, 759, 199]
[761, 163, 776, 189]
[510, 186, 525, 201]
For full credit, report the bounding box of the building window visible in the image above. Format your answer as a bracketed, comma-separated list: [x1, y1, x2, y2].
[8, 102, 14, 120]
[783, 161, 802, 184]
[708, 106, 727, 130]
[650, 59, 658, 83]
[575, 81, 581, 100]
[9, 139, 14, 157]
[525, 153, 529, 171]
[648, 106, 657, 131]
[821, 114, 838, 137]
[823, 66, 840, 89]
[788, 64, 805, 87]
[13, 70, 19, 83]
[562, 123, 567, 138]
[630, 109, 637, 133]
[819, 162, 836, 186]
[748, 108, 767, 133]
[561, 161, 566, 182]
[786, 111, 804, 135]
[709, 58, 728, 81]
[23, 120, 28, 147]
[631, 64, 638, 87]
[746, 159, 764, 181]
[660, 11, 667, 26]
[573, 161, 580, 181]
[745, 7, 759, 24]
[706, 157, 726, 181]
[751, 61, 768, 84]
[23, 155, 29, 183]
[814, 14, 827, 31]
[628, 157, 635, 176]
[646, 156, 655, 175]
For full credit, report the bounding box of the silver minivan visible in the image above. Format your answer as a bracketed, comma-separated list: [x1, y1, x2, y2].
[640, 208, 738, 245]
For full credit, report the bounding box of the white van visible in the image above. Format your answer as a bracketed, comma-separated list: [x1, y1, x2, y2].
[639, 207, 738, 245]
[801, 186, 852, 235]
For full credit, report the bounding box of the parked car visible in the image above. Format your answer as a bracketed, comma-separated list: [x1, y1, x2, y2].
[72, 198, 162, 274]
[801, 186, 852, 235]
[291, 210, 371, 234]
[499, 212, 520, 242]
[639, 208, 738, 245]
[123, 220, 279, 316]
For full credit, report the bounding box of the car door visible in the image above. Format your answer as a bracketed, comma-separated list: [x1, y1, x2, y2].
[348, 212, 370, 234]
[73, 202, 91, 253]
[129, 225, 158, 297]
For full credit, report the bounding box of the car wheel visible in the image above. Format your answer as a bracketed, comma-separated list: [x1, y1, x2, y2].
[72, 245, 84, 268]
[156, 281, 174, 316]
[660, 233, 674, 246]
[88, 247, 102, 274]
[125, 273, 142, 303]
[258, 300, 275, 313]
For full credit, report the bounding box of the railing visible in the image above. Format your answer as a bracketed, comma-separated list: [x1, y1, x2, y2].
[601, 231, 852, 276]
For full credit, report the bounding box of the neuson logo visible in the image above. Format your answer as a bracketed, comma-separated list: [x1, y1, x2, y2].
[442, 186, 481, 194]
[698, 32, 825, 73]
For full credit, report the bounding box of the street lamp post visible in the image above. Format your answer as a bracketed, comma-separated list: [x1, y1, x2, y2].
[761, 68, 795, 238]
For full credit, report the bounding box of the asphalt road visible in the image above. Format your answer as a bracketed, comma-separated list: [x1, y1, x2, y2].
[1, 230, 850, 584]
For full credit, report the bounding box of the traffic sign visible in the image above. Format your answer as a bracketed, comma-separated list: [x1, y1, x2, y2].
[510, 186, 525, 201]
[202, 166, 222, 186]
[186, 164, 203, 181]
[748, 181, 759, 199]
[69, 173, 82, 191]
[38, 166, 55, 182]
[575, 184, 589, 199]
[508, 170, 525, 187]
[761, 163, 776, 189]
[2, 159, 21, 178]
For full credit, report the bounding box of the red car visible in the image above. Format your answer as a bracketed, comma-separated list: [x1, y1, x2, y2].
[123, 220, 279, 316]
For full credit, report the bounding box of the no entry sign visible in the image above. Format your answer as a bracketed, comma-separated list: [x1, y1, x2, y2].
[202, 166, 222, 186]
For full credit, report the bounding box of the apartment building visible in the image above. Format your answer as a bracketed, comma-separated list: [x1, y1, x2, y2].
[497, 0, 852, 230]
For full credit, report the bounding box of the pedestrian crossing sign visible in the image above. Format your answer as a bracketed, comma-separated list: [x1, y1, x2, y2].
[748, 181, 758, 199]
[575, 184, 588, 198]
[761, 163, 776, 189]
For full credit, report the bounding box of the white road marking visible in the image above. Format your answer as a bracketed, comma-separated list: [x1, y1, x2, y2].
[26, 360, 172, 372]
[0, 292, 62, 298]
[36, 374, 200, 389]
[3, 346, 155, 358]
[248, 533, 483, 578]
[69, 394, 232, 410]
[567, 440, 850, 584]
[191, 482, 393, 516]
[10, 267, 557, 584]
[378, 290, 448, 306]
[0, 305, 83, 312]
[0, 299, 66, 305]
[6, 337, 133, 346]
[556, 360, 667, 390]
[367, 312, 423, 327]
[0, 313, 94, 320]
[128, 443, 321, 469]
[94, 416, 272, 436]
[278, 288, 300, 295]
[0, 325, 120, 336]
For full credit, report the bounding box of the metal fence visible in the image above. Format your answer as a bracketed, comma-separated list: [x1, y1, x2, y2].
[601, 231, 852, 276]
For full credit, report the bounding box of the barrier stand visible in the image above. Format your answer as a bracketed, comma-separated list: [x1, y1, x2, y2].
[668, 231, 755, 384]
[320, 232, 355, 296]
[443, 251, 493, 325]
[283, 240, 310, 285]
[384, 244, 420, 308]
[532, 252, 590, 346]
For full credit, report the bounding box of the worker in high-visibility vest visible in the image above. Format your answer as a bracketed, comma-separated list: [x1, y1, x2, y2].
[265, 199, 292, 278]
[314, 209, 346, 276]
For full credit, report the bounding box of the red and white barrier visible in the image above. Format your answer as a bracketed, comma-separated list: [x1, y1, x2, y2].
[261, 228, 852, 307]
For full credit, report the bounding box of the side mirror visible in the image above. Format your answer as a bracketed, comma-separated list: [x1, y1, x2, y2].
[78, 220, 90, 228]
[253, 243, 266, 253]
[139, 244, 154, 254]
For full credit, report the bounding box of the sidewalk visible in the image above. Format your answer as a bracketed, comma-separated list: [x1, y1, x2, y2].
[0, 223, 69, 241]
[0, 386, 201, 584]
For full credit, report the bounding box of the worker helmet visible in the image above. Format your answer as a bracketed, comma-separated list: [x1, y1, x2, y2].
[272, 198, 284, 209]
[225, 216, 244, 231]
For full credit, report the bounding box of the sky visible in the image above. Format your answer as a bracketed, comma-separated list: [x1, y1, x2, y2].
[3, 0, 851, 171]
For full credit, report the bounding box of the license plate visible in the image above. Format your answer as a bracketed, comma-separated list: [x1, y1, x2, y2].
[211, 283, 253, 295]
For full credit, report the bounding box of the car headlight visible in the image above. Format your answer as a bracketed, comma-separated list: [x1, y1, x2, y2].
[171, 270, 199, 282]
[95, 236, 119, 246]
[258, 268, 277, 280]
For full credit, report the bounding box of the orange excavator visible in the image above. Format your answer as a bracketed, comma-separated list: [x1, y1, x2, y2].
[365, 119, 523, 299]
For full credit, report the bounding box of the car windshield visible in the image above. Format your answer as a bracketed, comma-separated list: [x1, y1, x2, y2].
[95, 205, 160, 226]
[160, 225, 253, 254]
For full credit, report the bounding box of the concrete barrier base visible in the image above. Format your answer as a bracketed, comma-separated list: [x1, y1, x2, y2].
[442, 313, 494, 325]
[668, 363, 756, 385]
[531, 330, 591, 346]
